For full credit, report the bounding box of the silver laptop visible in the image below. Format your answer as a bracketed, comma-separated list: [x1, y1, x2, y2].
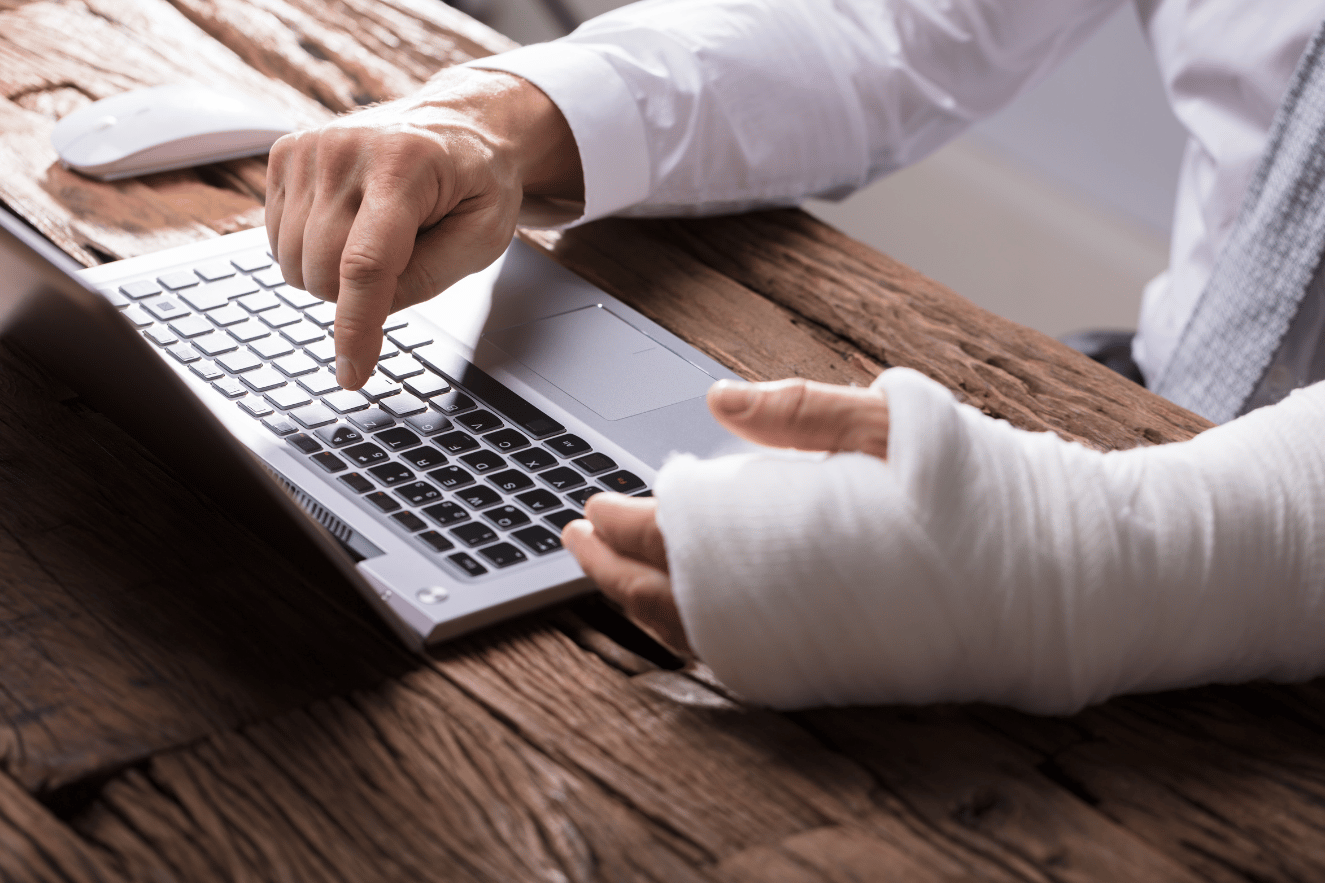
[0, 205, 745, 648]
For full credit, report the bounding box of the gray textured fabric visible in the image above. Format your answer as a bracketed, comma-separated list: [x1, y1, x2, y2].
[1153, 21, 1325, 424]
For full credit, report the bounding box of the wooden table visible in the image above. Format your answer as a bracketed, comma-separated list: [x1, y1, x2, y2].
[3, 2, 1322, 881]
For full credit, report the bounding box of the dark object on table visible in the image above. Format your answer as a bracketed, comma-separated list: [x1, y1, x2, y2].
[1061, 329, 1145, 387]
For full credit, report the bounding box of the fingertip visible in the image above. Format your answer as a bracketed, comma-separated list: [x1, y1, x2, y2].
[335, 356, 362, 391]
[707, 379, 757, 418]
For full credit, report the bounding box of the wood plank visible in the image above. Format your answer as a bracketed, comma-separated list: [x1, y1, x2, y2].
[0, 771, 126, 883]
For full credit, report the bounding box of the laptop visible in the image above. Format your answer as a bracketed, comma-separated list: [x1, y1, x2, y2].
[0, 204, 746, 648]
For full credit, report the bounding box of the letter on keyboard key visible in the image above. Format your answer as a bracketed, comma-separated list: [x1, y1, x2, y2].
[512, 525, 562, 555]
[423, 501, 468, 526]
[344, 442, 388, 466]
[447, 552, 487, 577]
[395, 481, 441, 506]
[478, 542, 527, 569]
[349, 408, 396, 432]
[599, 470, 646, 494]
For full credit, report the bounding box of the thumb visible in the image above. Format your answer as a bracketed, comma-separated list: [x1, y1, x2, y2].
[708, 378, 891, 458]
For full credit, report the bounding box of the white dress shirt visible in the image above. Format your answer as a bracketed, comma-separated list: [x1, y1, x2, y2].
[473, 0, 1325, 383]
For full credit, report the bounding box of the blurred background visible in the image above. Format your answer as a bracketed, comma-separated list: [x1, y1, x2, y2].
[467, 0, 1187, 340]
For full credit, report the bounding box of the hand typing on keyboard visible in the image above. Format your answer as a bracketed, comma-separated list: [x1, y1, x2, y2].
[264, 66, 583, 390]
[563, 378, 890, 657]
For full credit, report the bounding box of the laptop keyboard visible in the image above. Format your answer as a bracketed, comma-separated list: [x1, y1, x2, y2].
[100, 245, 650, 579]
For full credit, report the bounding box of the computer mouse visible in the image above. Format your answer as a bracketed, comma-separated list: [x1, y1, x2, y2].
[51, 83, 296, 181]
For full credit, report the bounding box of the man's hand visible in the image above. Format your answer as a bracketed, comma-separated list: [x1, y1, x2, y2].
[265, 67, 582, 389]
[563, 377, 892, 655]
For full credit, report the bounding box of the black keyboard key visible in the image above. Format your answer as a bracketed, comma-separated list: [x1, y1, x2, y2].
[456, 485, 502, 509]
[339, 473, 374, 494]
[599, 470, 647, 494]
[375, 426, 421, 451]
[392, 511, 428, 533]
[423, 501, 469, 526]
[447, 551, 487, 577]
[435, 431, 479, 454]
[566, 487, 603, 507]
[546, 434, 592, 457]
[485, 428, 529, 452]
[478, 542, 527, 568]
[417, 531, 455, 554]
[460, 450, 504, 473]
[316, 424, 364, 448]
[401, 447, 447, 470]
[511, 448, 558, 471]
[431, 390, 476, 415]
[487, 469, 534, 494]
[404, 412, 452, 435]
[427, 465, 474, 489]
[365, 492, 401, 513]
[516, 489, 561, 513]
[309, 451, 346, 473]
[287, 433, 322, 454]
[344, 443, 388, 466]
[512, 525, 563, 555]
[483, 505, 530, 531]
[573, 452, 617, 475]
[634, 489, 654, 498]
[456, 409, 503, 434]
[414, 344, 564, 438]
[368, 463, 414, 486]
[451, 522, 498, 547]
[540, 467, 584, 491]
[395, 482, 442, 506]
[544, 510, 582, 531]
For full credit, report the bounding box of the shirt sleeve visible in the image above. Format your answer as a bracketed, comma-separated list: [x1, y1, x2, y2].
[470, 0, 1125, 225]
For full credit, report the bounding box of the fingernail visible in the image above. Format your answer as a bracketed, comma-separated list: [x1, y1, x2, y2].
[709, 380, 756, 415]
[336, 356, 360, 390]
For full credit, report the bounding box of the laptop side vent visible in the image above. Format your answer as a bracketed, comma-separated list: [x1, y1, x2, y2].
[263, 466, 384, 562]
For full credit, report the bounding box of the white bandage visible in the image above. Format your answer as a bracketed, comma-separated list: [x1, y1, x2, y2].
[655, 368, 1325, 714]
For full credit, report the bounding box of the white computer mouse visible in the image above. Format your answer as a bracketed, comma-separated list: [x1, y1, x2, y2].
[51, 83, 296, 181]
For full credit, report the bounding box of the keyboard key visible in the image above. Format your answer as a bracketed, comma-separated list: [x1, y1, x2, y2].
[387, 325, 433, 350]
[379, 356, 424, 381]
[324, 389, 369, 413]
[403, 373, 450, 399]
[192, 331, 238, 357]
[168, 315, 213, 338]
[391, 511, 428, 532]
[634, 489, 654, 498]
[165, 342, 200, 363]
[252, 267, 284, 288]
[195, 261, 236, 282]
[286, 433, 322, 454]
[305, 301, 337, 327]
[218, 349, 263, 373]
[277, 287, 322, 309]
[566, 487, 603, 507]
[344, 443, 388, 466]
[291, 404, 338, 429]
[274, 352, 319, 376]
[511, 448, 558, 472]
[305, 337, 336, 363]
[375, 427, 421, 451]
[298, 370, 341, 396]
[310, 451, 347, 472]
[404, 412, 451, 435]
[478, 542, 527, 568]
[227, 320, 269, 343]
[456, 485, 502, 509]
[101, 288, 130, 308]
[206, 304, 249, 326]
[512, 525, 562, 555]
[260, 305, 302, 328]
[364, 492, 400, 513]
[241, 366, 287, 392]
[599, 470, 647, 494]
[572, 452, 617, 475]
[435, 431, 479, 454]
[262, 413, 298, 436]
[144, 325, 178, 346]
[145, 297, 189, 321]
[485, 428, 529, 452]
[427, 465, 473, 489]
[339, 472, 374, 494]
[359, 374, 400, 401]
[180, 289, 229, 311]
[543, 510, 581, 531]
[540, 467, 584, 491]
[487, 469, 534, 494]
[431, 390, 476, 415]
[158, 270, 199, 290]
[281, 320, 324, 346]
[401, 446, 447, 470]
[238, 291, 281, 313]
[380, 393, 427, 417]
[189, 359, 224, 381]
[251, 335, 294, 359]
[212, 376, 247, 398]
[415, 346, 566, 438]
[451, 522, 498, 547]
[379, 340, 400, 360]
[121, 279, 162, 299]
[423, 501, 469, 526]
[515, 489, 561, 513]
[417, 531, 456, 554]
[267, 386, 313, 410]
[546, 434, 592, 457]
[348, 408, 396, 432]
[207, 276, 261, 299]
[122, 305, 152, 327]
[460, 450, 504, 473]
[395, 481, 441, 506]
[232, 251, 271, 273]
[456, 409, 503, 434]
[316, 424, 364, 447]
[447, 552, 487, 577]
[368, 462, 414, 486]
[384, 315, 409, 332]
[483, 505, 530, 531]
[241, 397, 274, 417]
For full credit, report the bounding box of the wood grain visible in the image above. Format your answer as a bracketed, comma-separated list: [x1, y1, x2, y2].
[0, 772, 125, 883]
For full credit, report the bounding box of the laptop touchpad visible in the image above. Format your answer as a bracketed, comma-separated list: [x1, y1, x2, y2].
[483, 305, 715, 420]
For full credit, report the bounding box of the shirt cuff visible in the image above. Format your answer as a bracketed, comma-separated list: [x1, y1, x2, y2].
[465, 44, 651, 227]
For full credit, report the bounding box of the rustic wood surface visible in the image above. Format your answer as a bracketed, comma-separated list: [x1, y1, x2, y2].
[5, 0, 1324, 881]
